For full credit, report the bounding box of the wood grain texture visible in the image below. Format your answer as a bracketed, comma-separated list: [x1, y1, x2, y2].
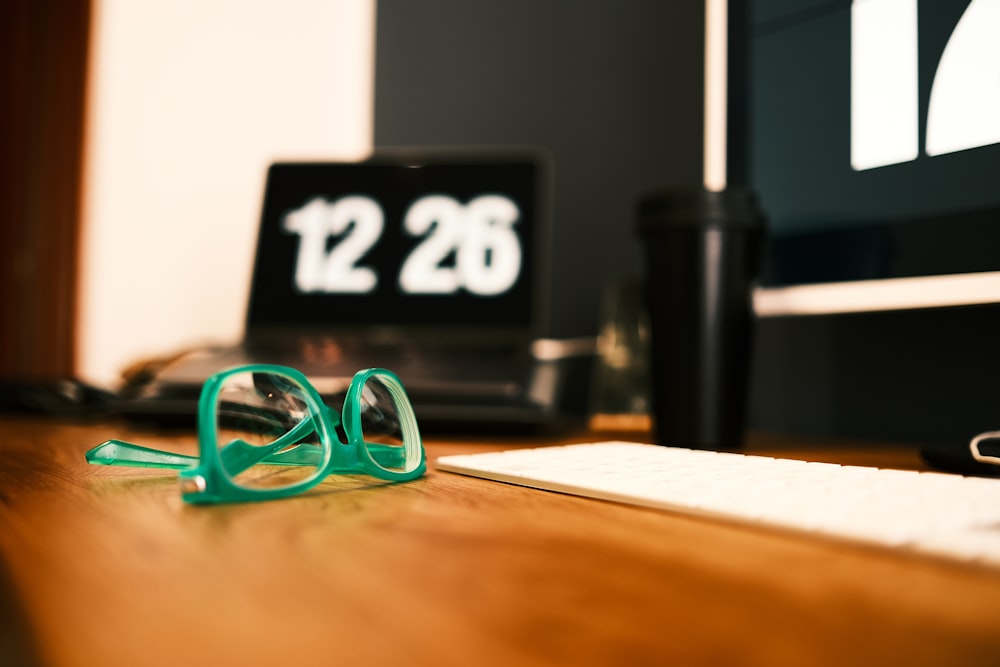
[1, 416, 999, 666]
[0, 0, 90, 379]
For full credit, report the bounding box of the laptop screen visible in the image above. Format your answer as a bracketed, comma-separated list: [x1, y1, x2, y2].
[246, 152, 545, 331]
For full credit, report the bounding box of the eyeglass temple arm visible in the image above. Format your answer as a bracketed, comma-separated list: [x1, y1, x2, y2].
[219, 407, 406, 473]
[218, 416, 321, 475]
[86, 440, 198, 469]
[85, 436, 319, 473]
[86, 403, 334, 471]
[86, 435, 321, 472]
[86, 409, 405, 472]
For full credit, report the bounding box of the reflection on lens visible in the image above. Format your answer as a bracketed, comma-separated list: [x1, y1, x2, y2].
[214, 371, 325, 490]
[358, 374, 419, 474]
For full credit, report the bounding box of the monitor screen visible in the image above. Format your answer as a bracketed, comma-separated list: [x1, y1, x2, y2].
[748, 0, 1000, 316]
[246, 153, 545, 330]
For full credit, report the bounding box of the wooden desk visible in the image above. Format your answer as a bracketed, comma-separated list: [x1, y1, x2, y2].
[1, 415, 999, 666]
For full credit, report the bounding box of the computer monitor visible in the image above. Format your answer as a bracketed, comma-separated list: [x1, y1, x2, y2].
[748, 0, 1000, 315]
[741, 0, 1000, 469]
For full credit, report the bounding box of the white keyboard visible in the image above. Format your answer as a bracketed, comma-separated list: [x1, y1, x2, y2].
[436, 441, 1000, 566]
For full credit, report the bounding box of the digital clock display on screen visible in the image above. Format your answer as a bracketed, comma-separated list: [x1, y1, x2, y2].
[247, 154, 543, 328]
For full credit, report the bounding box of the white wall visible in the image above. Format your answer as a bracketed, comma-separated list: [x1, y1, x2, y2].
[77, 0, 375, 386]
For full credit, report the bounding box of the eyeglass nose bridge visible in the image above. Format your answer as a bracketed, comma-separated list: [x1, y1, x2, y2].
[970, 431, 1000, 466]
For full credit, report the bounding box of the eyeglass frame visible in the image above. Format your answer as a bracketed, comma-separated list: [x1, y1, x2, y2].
[85, 364, 426, 504]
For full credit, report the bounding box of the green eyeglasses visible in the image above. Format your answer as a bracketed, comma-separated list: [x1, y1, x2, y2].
[86, 364, 426, 504]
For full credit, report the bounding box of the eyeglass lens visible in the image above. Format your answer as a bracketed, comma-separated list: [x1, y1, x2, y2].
[214, 371, 325, 490]
[357, 374, 416, 474]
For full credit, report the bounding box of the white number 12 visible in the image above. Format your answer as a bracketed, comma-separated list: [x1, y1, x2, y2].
[283, 195, 384, 293]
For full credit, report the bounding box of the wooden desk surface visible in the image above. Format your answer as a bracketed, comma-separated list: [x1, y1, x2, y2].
[1, 415, 999, 666]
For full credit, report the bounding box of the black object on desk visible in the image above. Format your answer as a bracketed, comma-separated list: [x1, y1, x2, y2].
[637, 187, 766, 450]
[0, 379, 113, 417]
[920, 438, 1000, 478]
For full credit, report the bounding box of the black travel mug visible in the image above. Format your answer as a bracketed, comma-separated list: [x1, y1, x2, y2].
[636, 187, 765, 449]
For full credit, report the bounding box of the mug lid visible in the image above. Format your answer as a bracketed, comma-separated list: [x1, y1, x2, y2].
[637, 187, 765, 233]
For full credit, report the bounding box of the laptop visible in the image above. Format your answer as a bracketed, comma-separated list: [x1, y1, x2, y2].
[116, 149, 560, 431]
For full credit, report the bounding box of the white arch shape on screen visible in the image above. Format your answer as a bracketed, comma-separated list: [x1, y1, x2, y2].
[925, 0, 1000, 157]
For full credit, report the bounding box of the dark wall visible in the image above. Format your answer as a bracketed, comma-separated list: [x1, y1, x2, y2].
[374, 0, 705, 338]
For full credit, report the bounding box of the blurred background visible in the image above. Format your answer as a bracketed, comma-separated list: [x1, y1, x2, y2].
[7, 0, 998, 447]
[2, 0, 700, 389]
[3, 0, 376, 387]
